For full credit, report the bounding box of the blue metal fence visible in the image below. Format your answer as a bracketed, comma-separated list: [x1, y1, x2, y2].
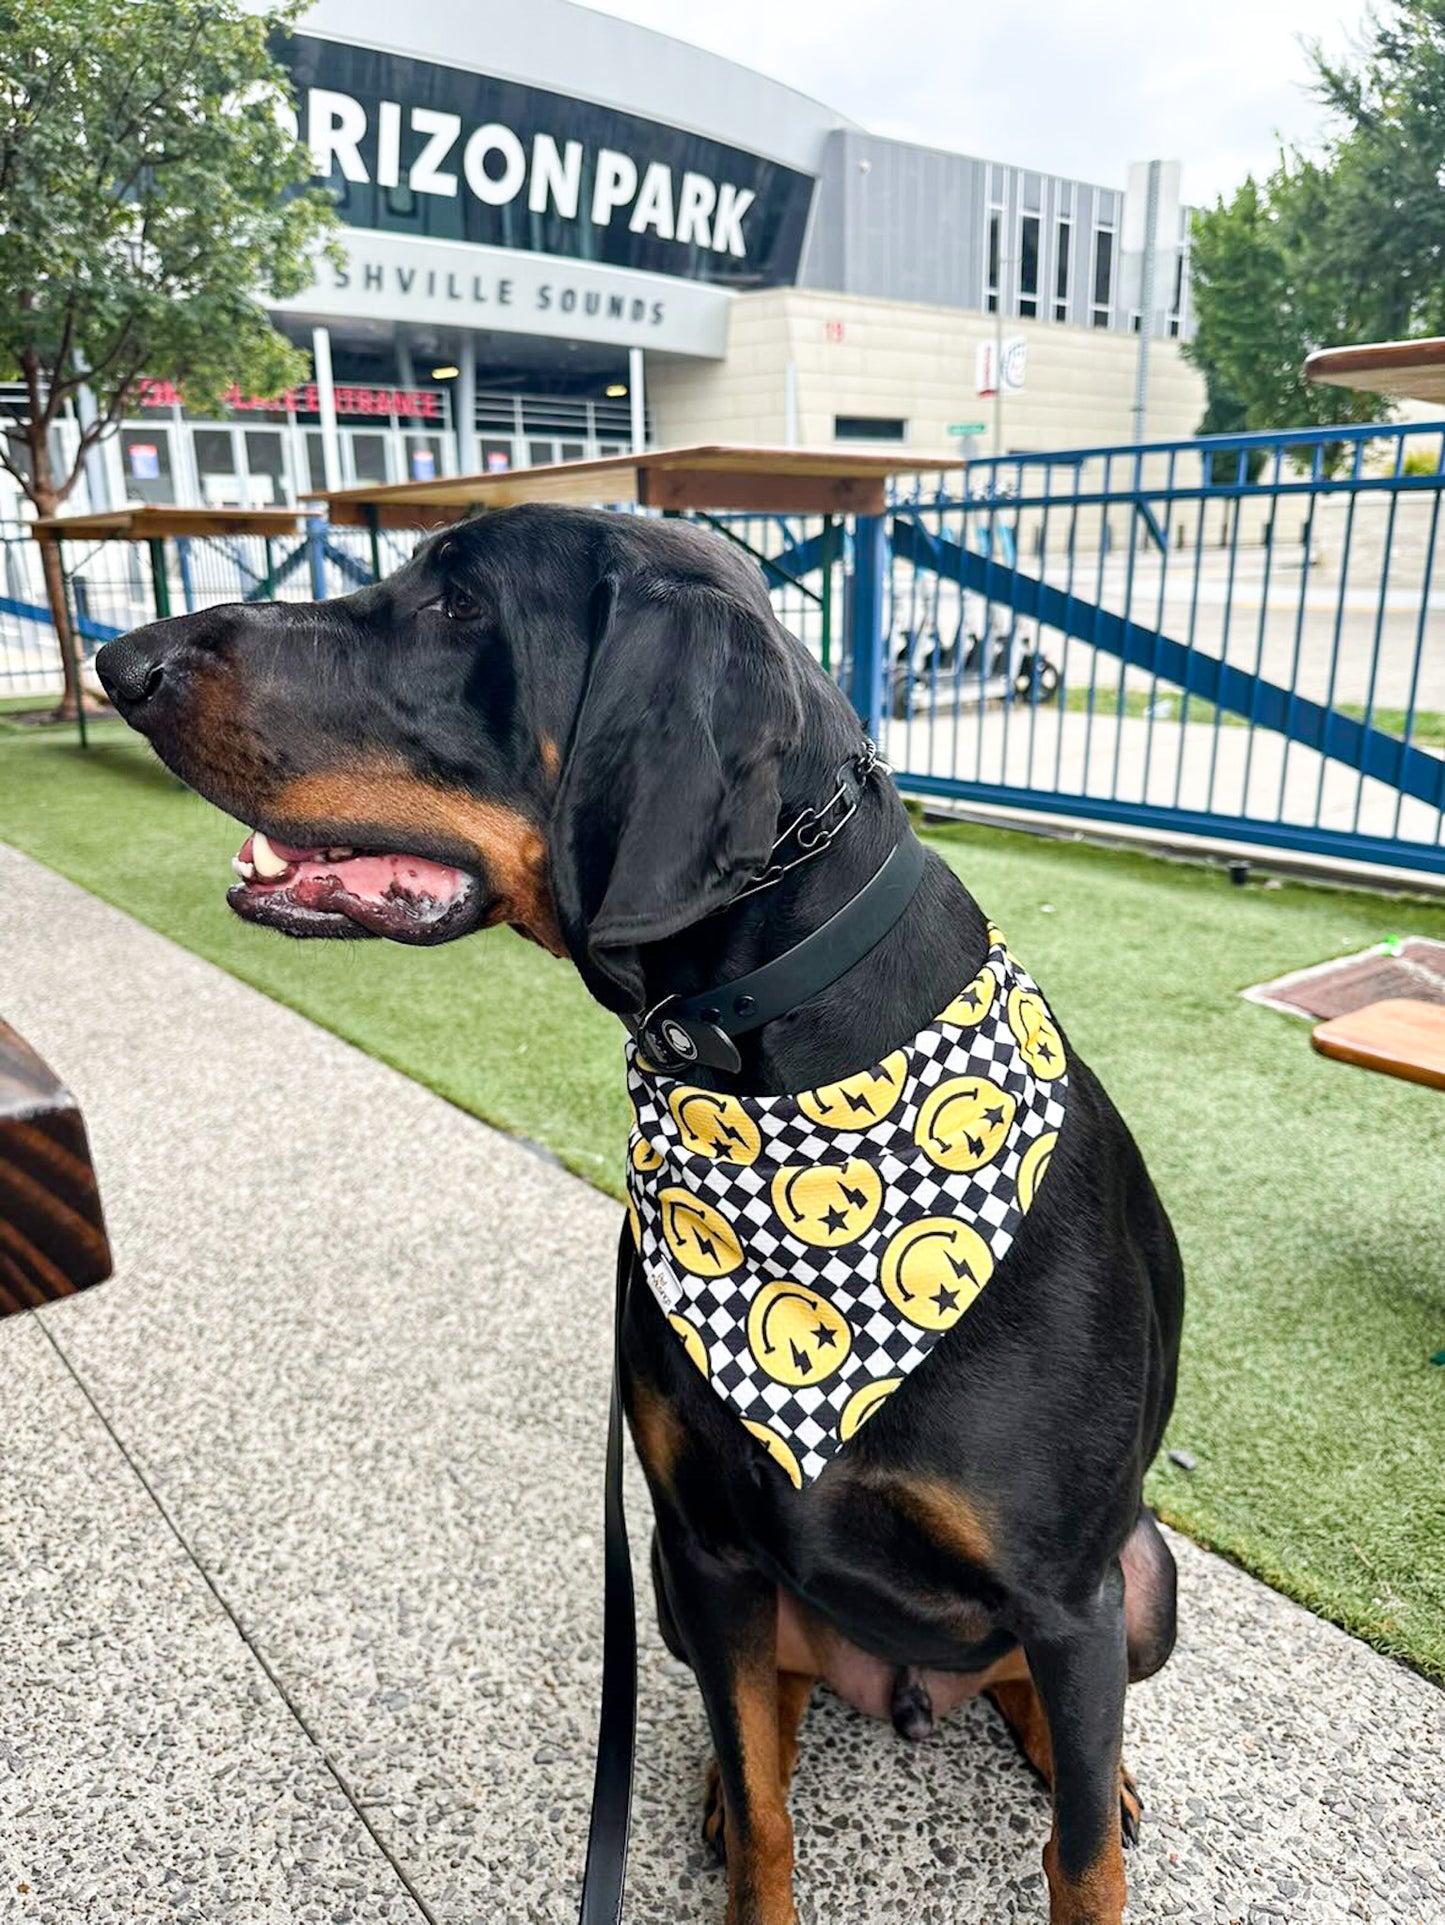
[857, 422, 1445, 875]
[0, 518, 378, 705]
[5, 419, 1443, 876]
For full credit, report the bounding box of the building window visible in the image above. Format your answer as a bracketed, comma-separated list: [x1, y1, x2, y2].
[986, 209, 1001, 315]
[1054, 218, 1071, 321]
[834, 414, 907, 442]
[1019, 213, 1039, 318]
[1092, 226, 1114, 327]
[1168, 248, 1185, 337]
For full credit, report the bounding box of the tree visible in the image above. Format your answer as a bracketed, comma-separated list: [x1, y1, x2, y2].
[1184, 161, 1392, 462]
[0, 0, 336, 716]
[1310, 0, 1445, 341]
[1185, 2, 1445, 456]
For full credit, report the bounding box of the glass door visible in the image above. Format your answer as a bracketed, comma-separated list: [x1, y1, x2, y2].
[194, 427, 242, 507]
[345, 430, 391, 487]
[119, 426, 176, 505]
[242, 429, 291, 506]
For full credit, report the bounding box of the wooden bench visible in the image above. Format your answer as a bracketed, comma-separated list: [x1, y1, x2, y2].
[1311, 997, 1445, 1092]
[0, 1019, 112, 1315]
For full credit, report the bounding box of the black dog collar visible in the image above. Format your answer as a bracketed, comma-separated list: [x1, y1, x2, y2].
[637, 833, 927, 1076]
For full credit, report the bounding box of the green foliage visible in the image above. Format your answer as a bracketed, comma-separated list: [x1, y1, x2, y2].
[1310, 0, 1445, 340]
[1185, 165, 1391, 448]
[1187, 1, 1445, 445]
[0, 0, 337, 506]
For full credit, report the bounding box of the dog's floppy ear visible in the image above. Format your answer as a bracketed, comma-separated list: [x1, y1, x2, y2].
[550, 568, 805, 1013]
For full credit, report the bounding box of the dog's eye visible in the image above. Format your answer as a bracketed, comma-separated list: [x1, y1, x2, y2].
[445, 585, 480, 622]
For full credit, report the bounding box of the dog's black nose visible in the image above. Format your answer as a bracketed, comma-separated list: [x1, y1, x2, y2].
[95, 635, 172, 714]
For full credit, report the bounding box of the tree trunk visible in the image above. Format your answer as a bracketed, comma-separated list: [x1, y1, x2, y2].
[24, 426, 86, 722]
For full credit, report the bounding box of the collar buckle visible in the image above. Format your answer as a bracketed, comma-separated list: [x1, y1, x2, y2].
[638, 1000, 743, 1076]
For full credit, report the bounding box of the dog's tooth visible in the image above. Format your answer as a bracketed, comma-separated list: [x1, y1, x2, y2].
[250, 831, 290, 879]
[231, 856, 255, 881]
[323, 847, 354, 862]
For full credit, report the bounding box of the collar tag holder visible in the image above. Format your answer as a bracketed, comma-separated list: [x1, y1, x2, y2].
[637, 834, 927, 1077]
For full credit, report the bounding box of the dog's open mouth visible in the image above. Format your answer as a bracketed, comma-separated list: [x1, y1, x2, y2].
[227, 831, 484, 943]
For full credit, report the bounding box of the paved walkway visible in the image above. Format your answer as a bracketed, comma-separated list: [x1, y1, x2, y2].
[1, 841, 1441, 1925]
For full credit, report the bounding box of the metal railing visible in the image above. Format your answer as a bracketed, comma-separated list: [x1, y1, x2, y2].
[6, 419, 1443, 877]
[0, 518, 379, 707]
[864, 422, 1445, 874]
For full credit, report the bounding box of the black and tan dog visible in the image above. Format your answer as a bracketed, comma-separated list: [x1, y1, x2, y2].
[97, 507, 1183, 1925]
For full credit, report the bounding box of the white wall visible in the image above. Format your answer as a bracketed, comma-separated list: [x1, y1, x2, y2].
[649, 287, 1208, 456]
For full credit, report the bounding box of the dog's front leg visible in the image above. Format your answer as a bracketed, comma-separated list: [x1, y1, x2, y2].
[1025, 1562, 1129, 1925]
[657, 1523, 798, 1925]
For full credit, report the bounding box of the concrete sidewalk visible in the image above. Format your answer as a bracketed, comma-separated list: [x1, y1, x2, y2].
[1, 840, 1441, 1925]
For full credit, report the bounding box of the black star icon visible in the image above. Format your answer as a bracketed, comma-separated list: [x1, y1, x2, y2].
[811, 1321, 839, 1349]
[931, 1284, 960, 1315]
[1034, 1038, 1055, 1063]
[983, 1104, 1006, 1128]
[822, 1204, 850, 1234]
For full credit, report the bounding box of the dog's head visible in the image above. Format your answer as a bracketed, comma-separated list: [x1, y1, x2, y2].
[95, 507, 809, 1011]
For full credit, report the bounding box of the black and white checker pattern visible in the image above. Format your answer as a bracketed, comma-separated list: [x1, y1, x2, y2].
[625, 932, 1068, 1487]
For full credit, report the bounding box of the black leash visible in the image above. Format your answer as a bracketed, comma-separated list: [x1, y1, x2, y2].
[577, 1231, 636, 1925]
[577, 756, 928, 1923]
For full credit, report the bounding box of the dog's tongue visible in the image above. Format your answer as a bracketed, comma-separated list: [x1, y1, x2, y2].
[233, 830, 470, 936]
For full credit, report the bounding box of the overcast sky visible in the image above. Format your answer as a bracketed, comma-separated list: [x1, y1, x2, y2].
[584, 0, 1372, 206]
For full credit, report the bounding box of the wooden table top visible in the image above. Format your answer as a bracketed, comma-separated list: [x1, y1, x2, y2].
[1303, 336, 1445, 404]
[1310, 997, 1445, 1091]
[0, 1019, 112, 1314]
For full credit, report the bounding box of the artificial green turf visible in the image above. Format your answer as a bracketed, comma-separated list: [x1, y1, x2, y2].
[3, 725, 1443, 1681]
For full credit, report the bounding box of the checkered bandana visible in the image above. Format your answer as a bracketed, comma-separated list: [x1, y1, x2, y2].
[624, 924, 1068, 1488]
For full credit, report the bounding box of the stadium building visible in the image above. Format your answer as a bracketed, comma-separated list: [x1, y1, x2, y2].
[17, 0, 1209, 515]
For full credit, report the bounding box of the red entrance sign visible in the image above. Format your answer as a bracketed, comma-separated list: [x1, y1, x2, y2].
[134, 378, 444, 421]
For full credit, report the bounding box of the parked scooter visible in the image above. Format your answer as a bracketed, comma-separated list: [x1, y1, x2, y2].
[890, 609, 1059, 720]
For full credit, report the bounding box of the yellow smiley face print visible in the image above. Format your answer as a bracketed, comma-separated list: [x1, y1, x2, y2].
[940, 967, 996, 1028]
[658, 1187, 745, 1278]
[880, 1217, 995, 1330]
[838, 1376, 903, 1442]
[914, 1076, 1017, 1172]
[746, 1278, 854, 1387]
[630, 1135, 663, 1174]
[668, 1312, 711, 1379]
[770, 1158, 883, 1247]
[1017, 1130, 1058, 1211]
[742, 1419, 803, 1489]
[794, 1050, 909, 1129]
[1008, 986, 1066, 1081]
[667, 1087, 762, 1166]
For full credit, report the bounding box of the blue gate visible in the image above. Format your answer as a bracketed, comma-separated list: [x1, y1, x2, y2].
[850, 422, 1445, 876]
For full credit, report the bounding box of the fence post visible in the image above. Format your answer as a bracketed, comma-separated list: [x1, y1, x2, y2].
[306, 515, 327, 600]
[818, 513, 835, 675]
[147, 537, 171, 620]
[848, 512, 888, 737]
[364, 503, 382, 584]
[176, 537, 195, 613]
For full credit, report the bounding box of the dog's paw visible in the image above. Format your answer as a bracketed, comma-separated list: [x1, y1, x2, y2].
[1119, 1764, 1143, 1847]
[702, 1757, 727, 1865]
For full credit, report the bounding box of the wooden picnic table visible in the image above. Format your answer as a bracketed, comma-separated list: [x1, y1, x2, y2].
[1304, 335, 1445, 404]
[1311, 998, 1445, 1091]
[0, 1019, 112, 1314]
